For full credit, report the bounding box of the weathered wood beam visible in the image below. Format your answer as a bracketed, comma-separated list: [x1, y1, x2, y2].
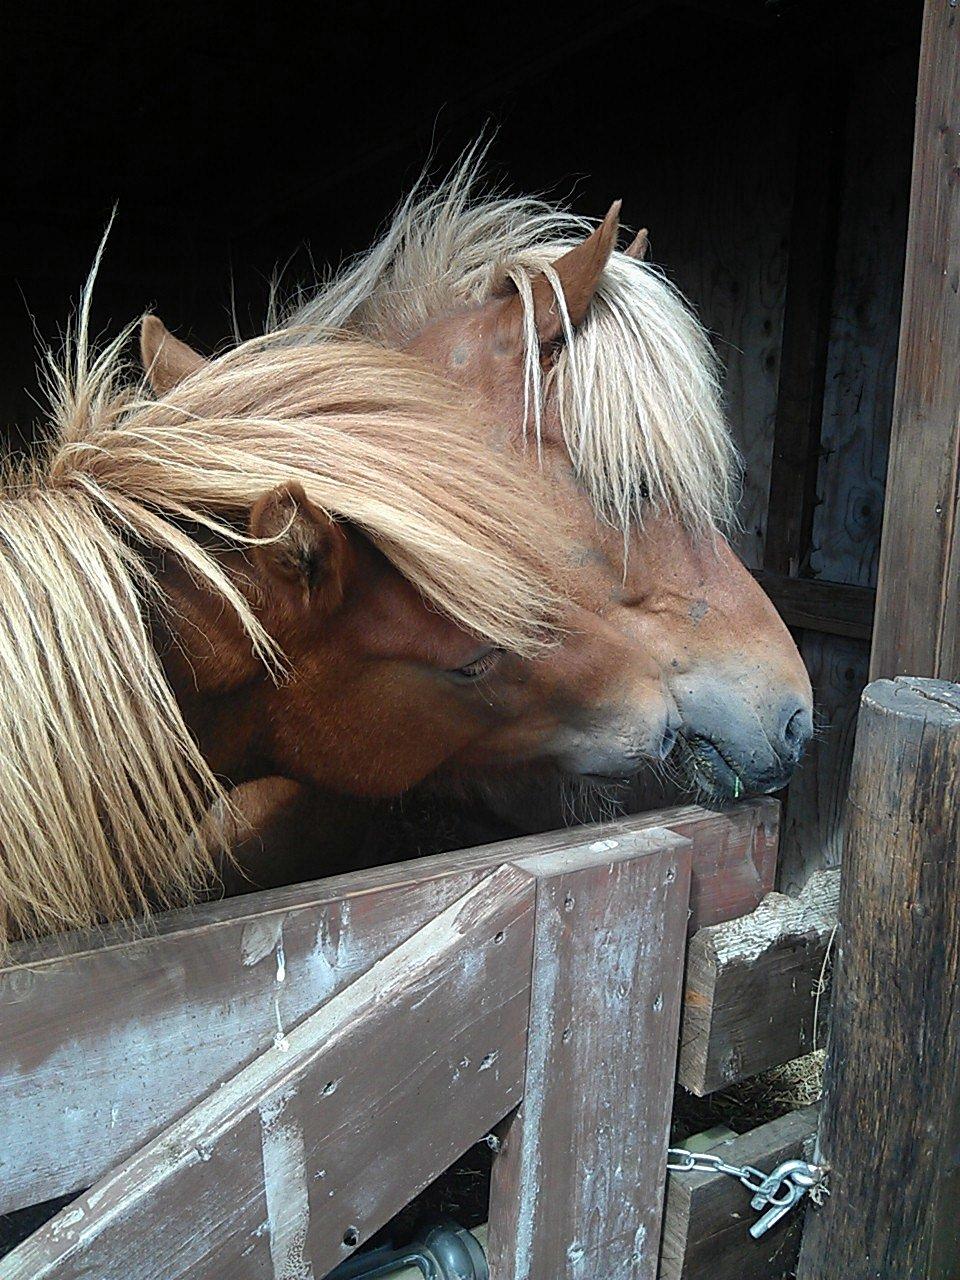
[0, 867, 536, 1280]
[678, 869, 839, 1095]
[660, 1105, 820, 1280]
[762, 62, 846, 578]
[486, 833, 692, 1280]
[870, 1, 960, 681]
[0, 801, 777, 1215]
[797, 678, 960, 1278]
[753, 570, 875, 641]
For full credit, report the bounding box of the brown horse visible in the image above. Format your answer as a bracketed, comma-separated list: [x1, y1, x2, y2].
[280, 159, 814, 819]
[0, 306, 678, 951]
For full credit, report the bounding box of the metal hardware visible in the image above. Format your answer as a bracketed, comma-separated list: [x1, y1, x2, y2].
[667, 1147, 828, 1240]
[325, 1218, 488, 1280]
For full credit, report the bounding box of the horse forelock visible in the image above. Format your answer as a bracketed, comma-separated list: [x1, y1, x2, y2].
[38, 316, 562, 661]
[285, 149, 740, 535]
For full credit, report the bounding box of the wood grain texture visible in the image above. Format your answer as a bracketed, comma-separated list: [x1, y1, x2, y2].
[0, 870, 488, 1217]
[677, 869, 838, 1095]
[638, 101, 796, 569]
[796, 678, 960, 1279]
[0, 801, 777, 1215]
[752, 571, 874, 641]
[485, 831, 692, 1280]
[0, 867, 536, 1280]
[660, 1106, 819, 1280]
[777, 632, 869, 895]
[870, 2, 960, 680]
[810, 44, 915, 591]
[763, 64, 846, 578]
[766, 39, 914, 894]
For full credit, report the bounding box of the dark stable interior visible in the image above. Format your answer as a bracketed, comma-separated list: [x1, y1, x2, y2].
[2, 1, 918, 447]
[0, 0, 923, 1259]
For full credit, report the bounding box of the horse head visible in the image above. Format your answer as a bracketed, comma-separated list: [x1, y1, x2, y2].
[0, 315, 686, 951]
[283, 166, 813, 806]
[142, 321, 680, 796]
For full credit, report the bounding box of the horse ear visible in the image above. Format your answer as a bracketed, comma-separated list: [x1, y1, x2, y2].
[141, 315, 207, 395]
[249, 482, 352, 615]
[496, 199, 621, 358]
[624, 227, 649, 260]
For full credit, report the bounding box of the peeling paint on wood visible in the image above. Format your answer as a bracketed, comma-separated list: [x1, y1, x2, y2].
[487, 831, 692, 1280]
[0, 802, 776, 1216]
[0, 866, 536, 1280]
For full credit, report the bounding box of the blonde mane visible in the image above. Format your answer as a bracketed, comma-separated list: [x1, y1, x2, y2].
[285, 150, 738, 533]
[1, 292, 561, 951]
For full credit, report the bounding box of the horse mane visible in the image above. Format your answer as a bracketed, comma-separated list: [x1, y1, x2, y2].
[0, 284, 561, 952]
[284, 147, 739, 534]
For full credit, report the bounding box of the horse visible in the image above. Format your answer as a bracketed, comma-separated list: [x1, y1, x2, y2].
[152, 154, 812, 836]
[285, 157, 814, 821]
[0, 295, 679, 952]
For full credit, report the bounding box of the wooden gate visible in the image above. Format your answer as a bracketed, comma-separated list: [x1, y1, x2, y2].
[0, 803, 779, 1279]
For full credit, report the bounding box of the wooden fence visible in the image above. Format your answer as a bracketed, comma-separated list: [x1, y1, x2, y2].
[1, 676, 958, 1277]
[0, 802, 776, 1279]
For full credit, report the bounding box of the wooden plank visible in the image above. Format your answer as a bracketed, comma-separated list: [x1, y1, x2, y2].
[0, 801, 776, 1215]
[660, 1105, 819, 1280]
[0, 867, 489, 1218]
[639, 96, 796, 570]
[485, 829, 692, 1279]
[870, 1, 960, 680]
[774, 40, 916, 896]
[763, 63, 846, 578]
[677, 869, 838, 1095]
[0, 866, 536, 1280]
[808, 43, 915, 595]
[752, 571, 874, 641]
[797, 678, 960, 1279]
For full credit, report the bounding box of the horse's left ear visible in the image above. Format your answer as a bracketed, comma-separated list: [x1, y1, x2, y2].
[141, 315, 207, 395]
[249, 482, 352, 615]
[496, 199, 621, 359]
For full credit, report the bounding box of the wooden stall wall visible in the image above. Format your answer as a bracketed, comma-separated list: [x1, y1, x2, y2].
[640, 19, 917, 892]
[777, 41, 916, 891]
[635, 97, 797, 573]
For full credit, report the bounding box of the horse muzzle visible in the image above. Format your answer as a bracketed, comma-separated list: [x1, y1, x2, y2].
[672, 695, 813, 805]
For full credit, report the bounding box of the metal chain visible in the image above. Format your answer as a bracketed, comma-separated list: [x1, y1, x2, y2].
[667, 1148, 769, 1190]
[666, 1148, 828, 1238]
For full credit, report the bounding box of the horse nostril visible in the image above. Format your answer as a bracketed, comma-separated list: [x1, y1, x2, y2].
[781, 705, 812, 756]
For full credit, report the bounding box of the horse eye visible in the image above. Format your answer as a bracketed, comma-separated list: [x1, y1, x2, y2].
[451, 647, 502, 680]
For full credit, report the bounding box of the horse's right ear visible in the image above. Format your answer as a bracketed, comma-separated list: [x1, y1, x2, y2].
[249, 482, 353, 617]
[140, 315, 207, 395]
[494, 200, 621, 360]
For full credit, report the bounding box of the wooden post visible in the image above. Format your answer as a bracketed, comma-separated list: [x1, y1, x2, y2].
[796, 678, 960, 1279]
[870, 0, 960, 681]
[485, 831, 692, 1280]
